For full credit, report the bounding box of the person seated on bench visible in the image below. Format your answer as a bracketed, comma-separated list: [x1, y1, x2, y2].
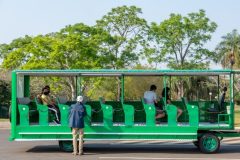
[162, 87, 182, 120]
[144, 85, 165, 120]
[206, 87, 227, 123]
[218, 86, 227, 111]
[41, 86, 60, 124]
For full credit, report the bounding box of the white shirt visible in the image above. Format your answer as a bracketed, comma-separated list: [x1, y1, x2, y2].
[144, 91, 157, 104]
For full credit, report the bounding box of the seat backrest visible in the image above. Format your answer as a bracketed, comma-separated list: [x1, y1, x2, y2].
[181, 97, 188, 107]
[120, 98, 124, 106]
[36, 94, 43, 104]
[99, 97, 104, 105]
[57, 96, 68, 104]
[160, 97, 167, 106]
[17, 97, 31, 105]
[141, 98, 150, 105]
[159, 97, 167, 110]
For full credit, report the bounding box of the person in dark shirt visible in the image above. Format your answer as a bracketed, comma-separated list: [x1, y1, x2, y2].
[162, 87, 183, 120]
[69, 96, 86, 156]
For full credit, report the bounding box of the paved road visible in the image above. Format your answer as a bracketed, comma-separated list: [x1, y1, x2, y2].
[2, 129, 240, 160]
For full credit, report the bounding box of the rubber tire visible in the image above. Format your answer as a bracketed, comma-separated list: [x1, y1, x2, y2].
[199, 133, 220, 154]
[59, 140, 73, 152]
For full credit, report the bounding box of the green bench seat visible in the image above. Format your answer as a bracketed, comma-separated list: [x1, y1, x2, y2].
[181, 97, 199, 126]
[99, 97, 113, 126]
[141, 98, 156, 126]
[161, 98, 177, 126]
[17, 97, 31, 126]
[122, 101, 134, 126]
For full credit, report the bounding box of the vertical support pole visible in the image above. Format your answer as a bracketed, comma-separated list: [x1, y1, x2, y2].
[163, 75, 167, 104]
[169, 76, 171, 94]
[230, 72, 234, 129]
[78, 76, 82, 96]
[121, 75, 124, 103]
[217, 75, 220, 100]
[10, 71, 17, 140]
[75, 76, 78, 98]
[75, 76, 82, 97]
[24, 75, 30, 97]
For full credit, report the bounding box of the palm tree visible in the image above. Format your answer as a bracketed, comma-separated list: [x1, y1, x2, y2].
[215, 29, 240, 69]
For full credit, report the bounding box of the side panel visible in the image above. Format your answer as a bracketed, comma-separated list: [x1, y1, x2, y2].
[9, 71, 17, 141]
[14, 125, 198, 141]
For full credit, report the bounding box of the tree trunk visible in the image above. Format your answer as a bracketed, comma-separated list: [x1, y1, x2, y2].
[67, 77, 76, 101]
[177, 80, 184, 99]
[116, 77, 121, 101]
[180, 80, 184, 98]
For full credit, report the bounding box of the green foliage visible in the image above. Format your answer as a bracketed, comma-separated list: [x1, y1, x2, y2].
[96, 5, 149, 100]
[148, 10, 217, 69]
[0, 79, 10, 106]
[86, 77, 118, 100]
[96, 5, 149, 69]
[0, 36, 33, 69]
[215, 29, 240, 69]
[0, 77, 11, 118]
[1, 23, 109, 70]
[0, 6, 224, 101]
[1, 23, 112, 100]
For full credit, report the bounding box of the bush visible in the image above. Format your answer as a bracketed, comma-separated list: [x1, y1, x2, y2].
[0, 80, 11, 118]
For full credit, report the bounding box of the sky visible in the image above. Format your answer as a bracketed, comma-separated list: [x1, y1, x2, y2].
[0, 0, 239, 68]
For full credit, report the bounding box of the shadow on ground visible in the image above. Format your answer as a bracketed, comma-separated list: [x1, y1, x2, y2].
[26, 143, 240, 155]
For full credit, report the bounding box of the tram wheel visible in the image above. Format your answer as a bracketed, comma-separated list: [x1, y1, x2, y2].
[199, 133, 220, 154]
[59, 140, 73, 152]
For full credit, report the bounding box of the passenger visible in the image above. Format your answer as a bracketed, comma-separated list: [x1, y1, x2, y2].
[219, 86, 227, 110]
[144, 85, 165, 121]
[69, 96, 86, 156]
[162, 87, 183, 119]
[41, 86, 60, 124]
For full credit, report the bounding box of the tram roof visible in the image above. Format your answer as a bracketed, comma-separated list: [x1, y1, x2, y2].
[13, 69, 236, 77]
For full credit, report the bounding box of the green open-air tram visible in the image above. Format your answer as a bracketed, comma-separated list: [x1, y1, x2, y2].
[9, 69, 240, 153]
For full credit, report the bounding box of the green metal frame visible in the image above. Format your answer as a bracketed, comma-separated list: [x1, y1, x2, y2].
[9, 69, 240, 142]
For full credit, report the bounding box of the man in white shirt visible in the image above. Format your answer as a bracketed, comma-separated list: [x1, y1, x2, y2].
[144, 85, 165, 120]
[144, 85, 157, 104]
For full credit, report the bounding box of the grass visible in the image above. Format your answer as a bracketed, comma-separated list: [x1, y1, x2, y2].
[235, 110, 240, 126]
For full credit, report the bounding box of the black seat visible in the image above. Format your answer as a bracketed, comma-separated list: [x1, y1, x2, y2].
[17, 97, 31, 105]
[57, 96, 68, 104]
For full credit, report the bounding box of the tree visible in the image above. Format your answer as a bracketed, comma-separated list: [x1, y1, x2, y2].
[0, 36, 33, 69]
[1, 23, 108, 100]
[214, 29, 240, 69]
[96, 5, 149, 100]
[148, 9, 217, 69]
[148, 10, 217, 97]
[0, 69, 11, 118]
[214, 29, 240, 100]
